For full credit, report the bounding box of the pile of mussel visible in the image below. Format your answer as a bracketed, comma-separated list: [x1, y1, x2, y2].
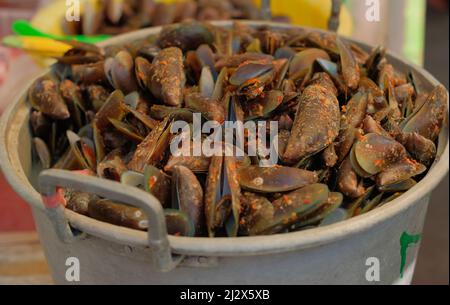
[63, 0, 288, 36]
[29, 22, 448, 237]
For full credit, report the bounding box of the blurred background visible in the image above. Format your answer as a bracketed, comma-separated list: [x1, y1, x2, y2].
[0, 0, 448, 284]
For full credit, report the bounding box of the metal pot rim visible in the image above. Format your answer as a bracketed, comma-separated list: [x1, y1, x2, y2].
[0, 21, 448, 257]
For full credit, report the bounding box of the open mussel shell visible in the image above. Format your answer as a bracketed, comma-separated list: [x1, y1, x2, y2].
[80, 138, 96, 169]
[291, 192, 343, 230]
[245, 90, 284, 120]
[413, 92, 431, 116]
[400, 132, 437, 166]
[171, 166, 205, 235]
[253, 183, 330, 235]
[349, 144, 372, 178]
[386, 79, 402, 120]
[164, 209, 195, 237]
[53, 147, 81, 170]
[358, 192, 384, 215]
[345, 186, 385, 217]
[273, 59, 290, 90]
[204, 155, 231, 237]
[97, 148, 127, 181]
[359, 78, 389, 118]
[32, 137, 51, 169]
[337, 126, 360, 160]
[343, 92, 369, 127]
[196, 44, 218, 80]
[238, 165, 318, 193]
[136, 43, 160, 62]
[336, 37, 360, 90]
[143, 165, 171, 208]
[229, 62, 273, 87]
[239, 192, 274, 236]
[128, 117, 172, 173]
[93, 123, 105, 163]
[274, 46, 296, 60]
[237, 68, 274, 100]
[378, 192, 404, 208]
[401, 85, 448, 141]
[224, 157, 242, 237]
[378, 178, 417, 192]
[337, 156, 366, 198]
[314, 59, 347, 94]
[362, 115, 391, 138]
[124, 95, 158, 130]
[108, 118, 144, 142]
[288, 48, 330, 82]
[94, 89, 127, 131]
[376, 158, 426, 187]
[199, 66, 215, 98]
[353, 133, 406, 176]
[365, 45, 386, 80]
[66, 130, 96, 170]
[78, 124, 93, 139]
[319, 208, 348, 227]
[211, 67, 229, 101]
[184, 92, 225, 123]
[134, 56, 153, 90]
[120, 171, 145, 189]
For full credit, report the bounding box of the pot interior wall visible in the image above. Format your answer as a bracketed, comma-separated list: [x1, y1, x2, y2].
[17, 103, 41, 189]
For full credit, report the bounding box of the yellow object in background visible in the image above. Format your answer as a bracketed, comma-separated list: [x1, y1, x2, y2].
[31, 0, 353, 37]
[255, 0, 352, 36]
[31, 0, 67, 37]
[3, 36, 72, 57]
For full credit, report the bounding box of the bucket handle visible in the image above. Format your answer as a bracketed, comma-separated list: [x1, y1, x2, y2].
[38, 169, 181, 272]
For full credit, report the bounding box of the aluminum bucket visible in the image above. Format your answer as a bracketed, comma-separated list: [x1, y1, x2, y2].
[1, 21, 448, 285]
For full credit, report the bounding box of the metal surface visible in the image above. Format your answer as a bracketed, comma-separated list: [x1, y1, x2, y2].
[0, 21, 448, 284]
[30, 197, 429, 284]
[328, 0, 342, 31]
[260, 0, 272, 21]
[39, 169, 182, 272]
